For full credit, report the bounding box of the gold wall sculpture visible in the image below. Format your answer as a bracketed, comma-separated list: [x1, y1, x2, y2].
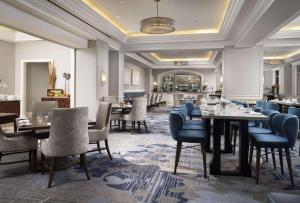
[48, 61, 56, 89]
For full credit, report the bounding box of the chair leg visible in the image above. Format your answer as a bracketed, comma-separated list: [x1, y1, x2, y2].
[110, 120, 112, 129]
[271, 148, 276, 169]
[0, 152, 2, 162]
[201, 143, 207, 178]
[97, 141, 101, 154]
[255, 147, 261, 184]
[131, 121, 134, 135]
[265, 147, 268, 162]
[144, 120, 148, 133]
[29, 150, 32, 167]
[249, 142, 254, 165]
[105, 139, 112, 160]
[233, 129, 237, 155]
[133, 121, 136, 130]
[174, 141, 182, 175]
[279, 148, 284, 175]
[32, 149, 37, 170]
[285, 148, 294, 187]
[80, 153, 90, 180]
[48, 157, 56, 188]
[137, 121, 141, 131]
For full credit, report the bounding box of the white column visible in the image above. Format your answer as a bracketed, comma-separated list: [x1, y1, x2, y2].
[96, 40, 109, 99]
[108, 51, 124, 98]
[222, 46, 264, 100]
[291, 60, 300, 97]
[144, 68, 153, 95]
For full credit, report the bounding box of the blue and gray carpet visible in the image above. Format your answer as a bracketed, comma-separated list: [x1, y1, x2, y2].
[0, 108, 299, 202]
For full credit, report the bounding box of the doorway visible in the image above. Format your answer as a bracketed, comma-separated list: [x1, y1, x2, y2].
[26, 62, 48, 113]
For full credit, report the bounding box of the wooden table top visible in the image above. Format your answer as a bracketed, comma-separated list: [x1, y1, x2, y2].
[16, 118, 96, 131]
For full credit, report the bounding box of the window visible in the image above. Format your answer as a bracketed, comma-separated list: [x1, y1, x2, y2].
[275, 70, 279, 84]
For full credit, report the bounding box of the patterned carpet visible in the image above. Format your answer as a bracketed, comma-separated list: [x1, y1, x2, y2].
[0, 108, 300, 202]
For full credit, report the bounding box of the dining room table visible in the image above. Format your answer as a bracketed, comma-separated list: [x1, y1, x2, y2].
[269, 100, 300, 112]
[200, 104, 269, 177]
[0, 112, 18, 132]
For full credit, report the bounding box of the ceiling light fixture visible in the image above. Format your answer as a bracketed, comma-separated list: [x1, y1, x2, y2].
[140, 0, 175, 34]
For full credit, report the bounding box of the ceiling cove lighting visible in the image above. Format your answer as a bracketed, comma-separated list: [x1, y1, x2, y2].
[263, 50, 300, 60]
[150, 53, 211, 62]
[140, 0, 175, 34]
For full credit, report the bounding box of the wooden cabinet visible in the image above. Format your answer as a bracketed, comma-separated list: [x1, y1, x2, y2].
[0, 100, 20, 117]
[41, 97, 70, 108]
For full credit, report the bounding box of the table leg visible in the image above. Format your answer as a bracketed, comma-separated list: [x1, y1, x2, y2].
[224, 120, 232, 153]
[209, 119, 223, 175]
[14, 120, 17, 132]
[205, 118, 211, 152]
[239, 120, 252, 177]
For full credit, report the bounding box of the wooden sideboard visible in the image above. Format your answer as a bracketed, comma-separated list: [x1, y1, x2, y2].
[41, 97, 70, 108]
[0, 100, 20, 117]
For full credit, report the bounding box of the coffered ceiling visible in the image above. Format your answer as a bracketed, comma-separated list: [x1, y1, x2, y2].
[82, 0, 230, 36]
[264, 47, 300, 60]
[280, 16, 300, 31]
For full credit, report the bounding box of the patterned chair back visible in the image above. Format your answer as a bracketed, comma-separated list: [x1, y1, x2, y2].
[46, 107, 89, 157]
[131, 97, 147, 121]
[95, 102, 112, 131]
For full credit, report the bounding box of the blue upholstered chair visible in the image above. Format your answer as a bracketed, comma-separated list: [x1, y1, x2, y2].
[249, 113, 298, 186]
[169, 111, 207, 177]
[185, 101, 202, 120]
[174, 106, 204, 125]
[248, 110, 279, 165]
[266, 102, 279, 111]
[287, 107, 300, 156]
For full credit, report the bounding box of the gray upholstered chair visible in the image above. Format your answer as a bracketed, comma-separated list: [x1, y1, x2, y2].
[102, 96, 121, 129]
[88, 102, 113, 160]
[173, 94, 182, 108]
[195, 94, 203, 107]
[122, 98, 148, 134]
[41, 107, 90, 188]
[32, 101, 58, 118]
[0, 127, 37, 167]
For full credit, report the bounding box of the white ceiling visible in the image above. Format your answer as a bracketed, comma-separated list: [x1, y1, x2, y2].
[85, 0, 229, 34]
[0, 25, 41, 42]
[281, 15, 300, 30]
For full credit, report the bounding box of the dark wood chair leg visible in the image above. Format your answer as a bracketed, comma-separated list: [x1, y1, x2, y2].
[285, 148, 294, 187]
[29, 150, 32, 167]
[97, 141, 101, 154]
[105, 139, 112, 160]
[278, 148, 284, 175]
[201, 143, 207, 178]
[174, 141, 182, 175]
[233, 129, 237, 155]
[80, 153, 90, 180]
[133, 121, 136, 130]
[271, 148, 276, 169]
[144, 120, 148, 133]
[131, 121, 134, 135]
[265, 147, 268, 162]
[32, 149, 37, 170]
[249, 142, 254, 165]
[0, 152, 2, 162]
[118, 120, 120, 129]
[137, 121, 141, 131]
[110, 120, 112, 129]
[255, 147, 261, 184]
[48, 157, 56, 188]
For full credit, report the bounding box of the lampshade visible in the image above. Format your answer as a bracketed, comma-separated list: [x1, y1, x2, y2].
[141, 17, 175, 34]
[140, 0, 175, 34]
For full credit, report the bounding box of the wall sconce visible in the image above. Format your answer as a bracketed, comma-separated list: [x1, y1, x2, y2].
[153, 81, 158, 92]
[220, 76, 223, 84]
[101, 71, 106, 86]
[153, 81, 157, 86]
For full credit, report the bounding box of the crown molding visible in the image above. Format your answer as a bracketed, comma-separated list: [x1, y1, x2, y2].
[270, 30, 300, 39]
[219, 0, 245, 36]
[0, 0, 87, 48]
[233, 0, 275, 46]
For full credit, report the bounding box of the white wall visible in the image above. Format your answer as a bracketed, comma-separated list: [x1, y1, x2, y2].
[223, 47, 263, 100]
[124, 62, 146, 92]
[0, 40, 15, 94]
[75, 47, 97, 120]
[15, 40, 73, 97]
